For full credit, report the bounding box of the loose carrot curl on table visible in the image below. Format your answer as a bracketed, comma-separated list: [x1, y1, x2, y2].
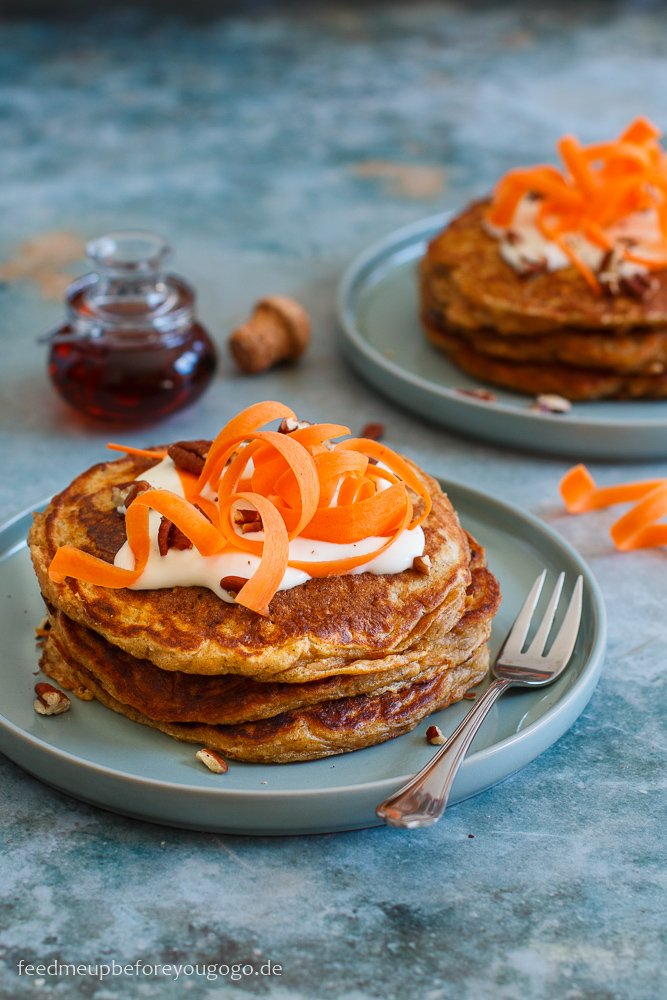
[560, 464, 667, 551]
[48, 401, 432, 616]
[486, 116, 667, 293]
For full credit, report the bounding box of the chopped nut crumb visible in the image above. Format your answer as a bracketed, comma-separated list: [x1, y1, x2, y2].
[412, 555, 431, 575]
[196, 748, 229, 773]
[35, 618, 51, 642]
[426, 724, 447, 745]
[33, 682, 70, 716]
[531, 393, 572, 415]
[112, 479, 151, 514]
[456, 387, 497, 402]
[220, 575, 249, 597]
[360, 422, 385, 441]
[278, 417, 311, 434]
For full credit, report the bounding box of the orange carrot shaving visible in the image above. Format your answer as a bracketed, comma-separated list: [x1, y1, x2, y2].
[215, 430, 320, 539]
[197, 401, 296, 493]
[131, 490, 225, 555]
[560, 464, 665, 512]
[560, 464, 667, 552]
[107, 444, 167, 460]
[48, 405, 434, 614]
[338, 439, 432, 528]
[289, 500, 413, 577]
[313, 451, 369, 506]
[217, 493, 289, 616]
[305, 484, 410, 543]
[610, 484, 667, 550]
[486, 117, 667, 292]
[48, 501, 151, 588]
[287, 423, 351, 447]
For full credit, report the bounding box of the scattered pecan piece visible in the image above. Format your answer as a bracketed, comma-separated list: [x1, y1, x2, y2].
[516, 254, 548, 277]
[234, 508, 263, 534]
[35, 618, 52, 642]
[619, 272, 657, 301]
[196, 748, 229, 773]
[33, 682, 71, 716]
[456, 387, 496, 402]
[278, 417, 311, 434]
[463, 690, 477, 701]
[167, 440, 210, 476]
[598, 250, 658, 301]
[235, 508, 261, 524]
[112, 479, 151, 513]
[531, 393, 572, 415]
[220, 575, 249, 596]
[412, 555, 431, 575]
[360, 422, 385, 441]
[426, 724, 446, 745]
[157, 517, 193, 556]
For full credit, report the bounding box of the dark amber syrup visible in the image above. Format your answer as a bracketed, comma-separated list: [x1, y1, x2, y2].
[48, 321, 216, 425]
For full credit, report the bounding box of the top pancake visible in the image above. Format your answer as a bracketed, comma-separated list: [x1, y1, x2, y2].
[425, 199, 667, 334]
[29, 449, 471, 681]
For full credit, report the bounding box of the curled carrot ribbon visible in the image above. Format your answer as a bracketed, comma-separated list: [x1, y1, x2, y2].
[560, 464, 667, 551]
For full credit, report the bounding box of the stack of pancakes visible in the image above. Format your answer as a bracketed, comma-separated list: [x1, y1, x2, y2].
[421, 200, 667, 401]
[29, 447, 500, 764]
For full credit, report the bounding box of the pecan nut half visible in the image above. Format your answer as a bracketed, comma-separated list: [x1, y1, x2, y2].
[220, 575, 249, 596]
[157, 517, 193, 556]
[167, 440, 210, 476]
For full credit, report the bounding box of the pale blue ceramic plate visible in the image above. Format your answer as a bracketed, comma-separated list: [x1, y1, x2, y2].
[338, 214, 667, 460]
[0, 486, 606, 836]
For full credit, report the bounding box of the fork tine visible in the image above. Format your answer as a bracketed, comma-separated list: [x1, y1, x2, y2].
[546, 576, 584, 667]
[525, 572, 565, 657]
[498, 569, 547, 659]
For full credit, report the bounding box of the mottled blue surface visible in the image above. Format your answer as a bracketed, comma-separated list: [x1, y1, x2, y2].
[1, 3, 666, 999]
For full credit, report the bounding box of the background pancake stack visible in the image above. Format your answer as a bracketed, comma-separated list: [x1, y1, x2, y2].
[421, 200, 667, 401]
[29, 448, 500, 764]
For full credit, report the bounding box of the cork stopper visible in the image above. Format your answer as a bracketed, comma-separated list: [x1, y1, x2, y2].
[228, 295, 311, 374]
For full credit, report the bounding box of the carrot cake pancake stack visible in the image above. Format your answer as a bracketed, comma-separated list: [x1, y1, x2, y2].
[421, 118, 667, 400]
[29, 401, 500, 763]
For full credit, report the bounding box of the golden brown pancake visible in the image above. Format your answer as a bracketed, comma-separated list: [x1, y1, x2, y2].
[424, 323, 667, 400]
[29, 450, 472, 682]
[39, 633, 490, 764]
[41, 547, 500, 726]
[423, 314, 667, 375]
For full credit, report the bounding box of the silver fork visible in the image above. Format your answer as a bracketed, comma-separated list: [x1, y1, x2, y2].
[376, 571, 584, 829]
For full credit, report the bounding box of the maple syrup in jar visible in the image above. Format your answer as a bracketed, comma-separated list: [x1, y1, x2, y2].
[47, 231, 217, 424]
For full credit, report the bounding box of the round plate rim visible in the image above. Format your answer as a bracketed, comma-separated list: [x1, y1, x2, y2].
[337, 211, 667, 432]
[0, 488, 606, 809]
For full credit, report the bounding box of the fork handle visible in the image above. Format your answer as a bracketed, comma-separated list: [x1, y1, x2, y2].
[376, 677, 513, 828]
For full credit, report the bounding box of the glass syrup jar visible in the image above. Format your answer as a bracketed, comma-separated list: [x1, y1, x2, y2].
[46, 231, 217, 424]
